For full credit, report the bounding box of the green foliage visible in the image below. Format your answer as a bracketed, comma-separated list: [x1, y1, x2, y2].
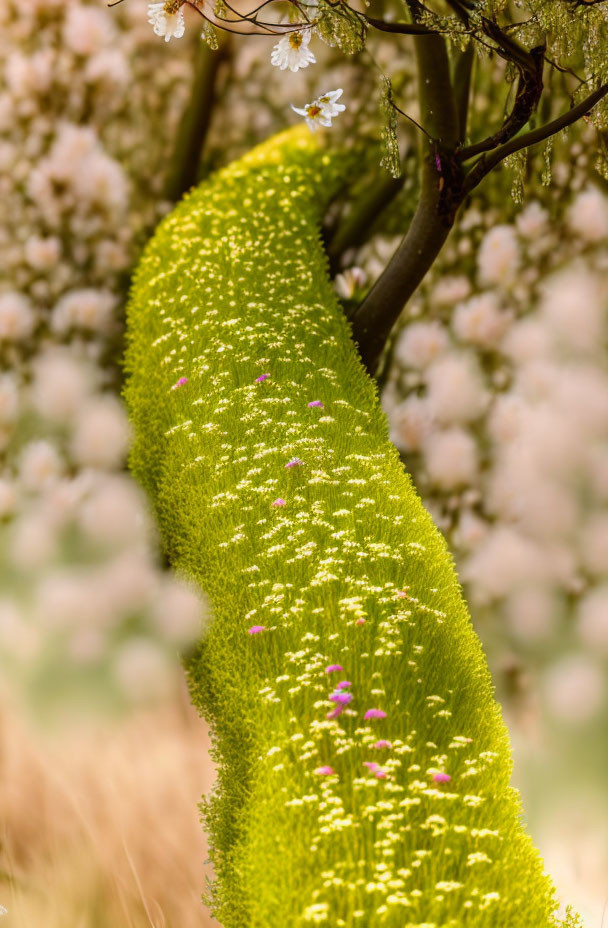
[200, 20, 218, 50]
[125, 129, 569, 927]
[379, 78, 401, 179]
[562, 907, 584, 928]
[315, 0, 367, 54]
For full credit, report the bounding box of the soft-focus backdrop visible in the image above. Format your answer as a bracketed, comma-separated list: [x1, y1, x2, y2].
[1, 1, 607, 925]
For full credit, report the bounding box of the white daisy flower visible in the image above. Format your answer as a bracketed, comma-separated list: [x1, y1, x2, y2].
[147, 1, 186, 42]
[291, 88, 346, 132]
[271, 31, 316, 72]
[316, 88, 346, 118]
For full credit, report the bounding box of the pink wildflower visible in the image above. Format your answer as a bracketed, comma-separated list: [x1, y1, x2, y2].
[272, 498, 286, 507]
[356, 618, 366, 626]
[325, 664, 343, 673]
[433, 772, 451, 784]
[375, 769, 387, 780]
[314, 766, 335, 776]
[336, 681, 351, 689]
[308, 400, 324, 408]
[330, 692, 352, 705]
[255, 373, 270, 382]
[326, 707, 343, 719]
[374, 740, 392, 750]
[363, 761, 379, 772]
[396, 589, 409, 599]
[364, 709, 386, 720]
[247, 625, 266, 634]
[171, 376, 188, 389]
[285, 457, 303, 468]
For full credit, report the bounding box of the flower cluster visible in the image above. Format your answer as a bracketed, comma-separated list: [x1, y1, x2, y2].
[143, 0, 347, 132]
[291, 88, 346, 132]
[0, 0, 206, 716]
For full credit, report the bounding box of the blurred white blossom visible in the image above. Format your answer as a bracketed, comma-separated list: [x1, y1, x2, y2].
[477, 224, 520, 285]
[0, 0, 205, 717]
[0, 292, 35, 341]
[544, 655, 605, 724]
[394, 320, 448, 369]
[568, 186, 608, 243]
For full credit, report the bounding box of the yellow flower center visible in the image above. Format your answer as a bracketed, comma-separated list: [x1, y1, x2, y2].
[289, 32, 303, 49]
[307, 104, 322, 118]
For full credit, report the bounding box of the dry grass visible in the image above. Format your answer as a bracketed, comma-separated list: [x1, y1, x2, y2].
[0, 682, 217, 927]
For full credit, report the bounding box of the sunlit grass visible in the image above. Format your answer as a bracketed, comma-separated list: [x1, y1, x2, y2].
[0, 684, 215, 928]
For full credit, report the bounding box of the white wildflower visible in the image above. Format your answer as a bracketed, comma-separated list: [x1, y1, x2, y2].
[317, 88, 346, 119]
[147, 1, 186, 42]
[291, 88, 345, 132]
[271, 31, 315, 72]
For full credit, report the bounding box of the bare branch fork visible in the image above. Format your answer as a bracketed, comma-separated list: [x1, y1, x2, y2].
[348, 8, 608, 375]
[115, 0, 608, 376]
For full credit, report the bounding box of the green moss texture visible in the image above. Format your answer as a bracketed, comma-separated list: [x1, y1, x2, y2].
[125, 128, 563, 928]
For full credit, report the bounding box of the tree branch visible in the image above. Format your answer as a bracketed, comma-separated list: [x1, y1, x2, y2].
[457, 20, 545, 161]
[327, 173, 407, 274]
[361, 14, 440, 35]
[164, 36, 228, 201]
[453, 43, 474, 142]
[350, 34, 462, 375]
[463, 81, 608, 193]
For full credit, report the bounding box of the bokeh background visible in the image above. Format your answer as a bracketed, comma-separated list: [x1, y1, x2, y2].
[1, 1, 607, 925]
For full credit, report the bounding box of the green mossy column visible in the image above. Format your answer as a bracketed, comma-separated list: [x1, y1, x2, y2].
[125, 128, 561, 928]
